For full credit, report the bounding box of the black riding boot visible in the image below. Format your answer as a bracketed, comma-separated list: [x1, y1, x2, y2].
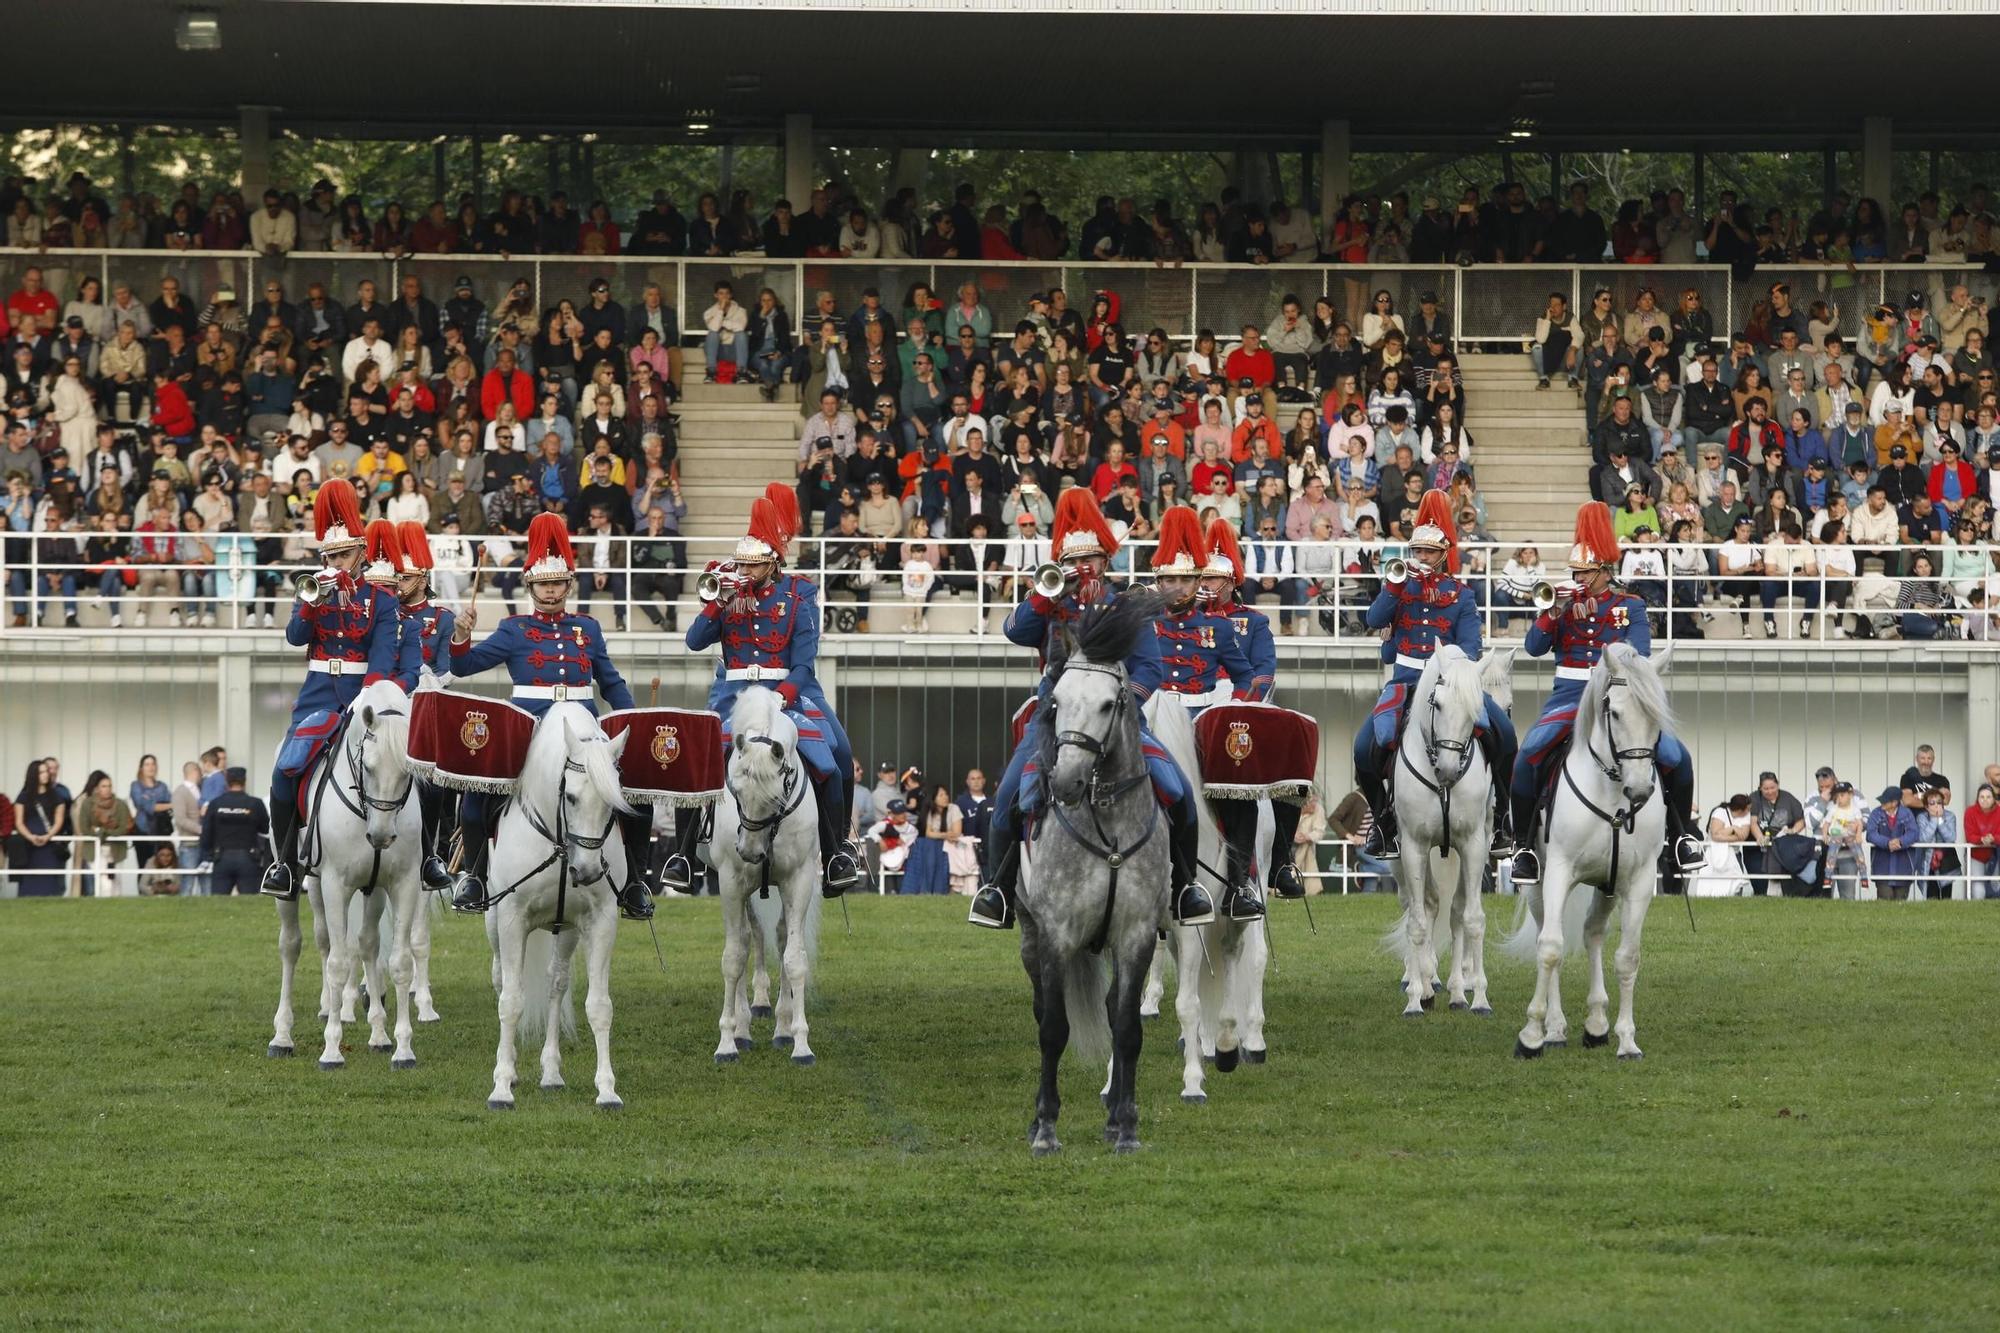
[969, 833, 1020, 929]
[1357, 766, 1399, 860]
[1480, 727, 1519, 856]
[450, 803, 492, 913]
[1216, 799, 1266, 921]
[1268, 799, 1307, 898]
[1168, 793, 1217, 927]
[815, 779, 858, 896]
[417, 783, 452, 892]
[660, 810, 703, 892]
[615, 811, 655, 921]
[1661, 759, 1705, 873]
[260, 802, 300, 899]
[1508, 782, 1543, 886]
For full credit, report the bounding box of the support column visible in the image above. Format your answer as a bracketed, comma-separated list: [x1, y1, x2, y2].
[239, 106, 271, 200]
[216, 651, 255, 784]
[1320, 119, 1351, 219]
[783, 113, 813, 207]
[1965, 658, 1998, 815]
[1862, 116, 1892, 213]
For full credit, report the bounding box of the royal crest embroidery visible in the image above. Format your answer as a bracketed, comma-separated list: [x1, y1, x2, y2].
[1224, 721, 1254, 763]
[460, 711, 491, 751]
[651, 724, 680, 766]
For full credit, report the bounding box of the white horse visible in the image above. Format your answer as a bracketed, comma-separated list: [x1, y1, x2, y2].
[484, 703, 632, 1110]
[710, 687, 824, 1066]
[1506, 644, 1670, 1061]
[270, 681, 424, 1070]
[1141, 693, 1276, 1104]
[271, 877, 439, 1060]
[1383, 646, 1514, 1017]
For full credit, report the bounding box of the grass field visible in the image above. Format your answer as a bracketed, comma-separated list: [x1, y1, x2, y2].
[1, 891, 1996, 1330]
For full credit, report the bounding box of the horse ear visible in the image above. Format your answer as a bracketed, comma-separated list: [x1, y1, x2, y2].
[607, 728, 630, 760]
[1650, 644, 1674, 676]
[361, 703, 377, 730]
[1480, 647, 1516, 687]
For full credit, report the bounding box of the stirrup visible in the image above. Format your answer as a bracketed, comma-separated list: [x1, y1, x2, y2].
[1364, 819, 1400, 861]
[259, 862, 298, 900]
[968, 883, 1014, 930]
[617, 880, 655, 921]
[1223, 883, 1266, 922]
[823, 850, 858, 897]
[1172, 882, 1217, 928]
[421, 854, 452, 892]
[660, 852, 694, 892]
[1270, 862, 1307, 900]
[449, 873, 491, 914]
[1673, 833, 1706, 870]
[1509, 849, 1541, 886]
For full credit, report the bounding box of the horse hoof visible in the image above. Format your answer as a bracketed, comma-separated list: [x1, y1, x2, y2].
[1113, 1138, 1141, 1155]
[1103, 1125, 1119, 1144]
[367, 1042, 392, 1054]
[734, 1036, 752, 1052]
[750, 1005, 774, 1019]
[597, 1098, 624, 1112]
[1618, 1051, 1645, 1061]
[317, 1059, 342, 1071]
[1419, 992, 1435, 1011]
[714, 1052, 739, 1065]
[1402, 1008, 1425, 1019]
[1449, 1000, 1470, 1012]
[391, 1057, 417, 1071]
[266, 1044, 294, 1059]
[1214, 1047, 1241, 1074]
[1471, 1006, 1493, 1017]
[487, 1099, 514, 1111]
[417, 1015, 442, 1025]
[1243, 1048, 1266, 1065]
[1031, 1140, 1061, 1158]
[1582, 1029, 1611, 1049]
[1140, 1011, 1158, 1023]
[772, 1034, 794, 1050]
[1181, 1092, 1207, 1105]
[1513, 1040, 1544, 1060]
[540, 1080, 565, 1092]
[1545, 1039, 1567, 1049]
[790, 1053, 816, 1068]
[1430, 979, 1443, 995]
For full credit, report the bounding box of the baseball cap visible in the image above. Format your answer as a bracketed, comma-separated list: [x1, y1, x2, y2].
[1237, 376, 1255, 389]
[1015, 512, 1036, 526]
[877, 760, 896, 772]
[454, 275, 473, 291]
[225, 766, 247, 783]
[1845, 401, 1865, 416]
[1890, 444, 1909, 459]
[1878, 785, 1903, 804]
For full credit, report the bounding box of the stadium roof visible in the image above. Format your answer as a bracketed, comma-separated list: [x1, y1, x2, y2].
[11, 2, 1983, 147]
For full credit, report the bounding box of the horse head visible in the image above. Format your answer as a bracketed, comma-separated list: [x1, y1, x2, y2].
[1413, 645, 1483, 788]
[352, 681, 413, 851]
[1045, 589, 1160, 807]
[1595, 644, 1671, 810]
[557, 707, 630, 887]
[726, 687, 801, 866]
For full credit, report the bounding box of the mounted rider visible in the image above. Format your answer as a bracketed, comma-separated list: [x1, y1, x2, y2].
[969, 488, 1217, 931]
[1509, 501, 1704, 888]
[393, 520, 458, 893]
[261, 487, 421, 900]
[444, 512, 655, 921]
[1201, 517, 1308, 901]
[1149, 506, 1266, 922]
[671, 486, 860, 896]
[1353, 489, 1517, 861]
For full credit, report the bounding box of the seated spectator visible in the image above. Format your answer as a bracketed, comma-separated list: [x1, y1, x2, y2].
[702, 281, 748, 381]
[1531, 292, 1578, 389]
[1895, 550, 1946, 639]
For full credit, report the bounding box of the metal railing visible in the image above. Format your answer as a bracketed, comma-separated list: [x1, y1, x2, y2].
[5, 246, 1995, 355]
[2, 534, 1995, 643]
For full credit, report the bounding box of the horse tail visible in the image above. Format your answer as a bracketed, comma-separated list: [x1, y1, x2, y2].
[515, 928, 576, 1045]
[1501, 881, 1591, 961]
[1063, 953, 1112, 1065]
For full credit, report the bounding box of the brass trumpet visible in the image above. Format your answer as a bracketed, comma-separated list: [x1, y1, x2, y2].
[293, 570, 332, 605]
[696, 560, 739, 604]
[1383, 557, 1408, 585]
[1531, 581, 1559, 611]
[1032, 562, 1076, 598]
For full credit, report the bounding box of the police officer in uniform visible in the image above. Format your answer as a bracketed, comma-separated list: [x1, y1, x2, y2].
[445, 512, 655, 921]
[1201, 518, 1308, 900]
[666, 488, 860, 895]
[394, 520, 457, 892]
[201, 767, 270, 897]
[1353, 491, 1516, 860]
[1509, 501, 1705, 889]
[969, 489, 1216, 931]
[261, 488, 421, 899]
[1150, 506, 1267, 921]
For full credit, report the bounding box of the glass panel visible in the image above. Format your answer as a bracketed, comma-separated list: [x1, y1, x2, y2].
[126, 125, 243, 209]
[268, 136, 440, 215]
[1458, 265, 1563, 344]
[1701, 150, 1826, 226]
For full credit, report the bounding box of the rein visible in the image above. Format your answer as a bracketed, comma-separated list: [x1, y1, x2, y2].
[307, 708, 412, 895]
[498, 752, 616, 933]
[1396, 679, 1477, 853]
[1038, 662, 1160, 953]
[732, 732, 807, 900]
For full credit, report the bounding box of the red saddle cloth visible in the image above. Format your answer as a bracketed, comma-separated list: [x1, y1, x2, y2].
[600, 708, 725, 808]
[424, 690, 537, 795]
[1193, 702, 1319, 802]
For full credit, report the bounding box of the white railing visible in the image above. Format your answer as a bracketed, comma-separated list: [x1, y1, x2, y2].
[2, 534, 1994, 645]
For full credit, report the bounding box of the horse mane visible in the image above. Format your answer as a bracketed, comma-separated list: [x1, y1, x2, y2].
[1417, 644, 1483, 735]
[1067, 586, 1164, 668]
[528, 702, 632, 815]
[356, 681, 410, 773]
[729, 685, 785, 744]
[1581, 643, 1674, 745]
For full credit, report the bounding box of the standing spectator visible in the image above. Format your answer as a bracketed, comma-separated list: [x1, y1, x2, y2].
[1966, 784, 2000, 899]
[1914, 789, 1962, 901]
[9, 759, 68, 896]
[198, 766, 270, 898]
[1866, 784, 1920, 900]
[1746, 770, 1806, 895]
[1900, 744, 1953, 810]
[1818, 781, 1870, 899]
[129, 754, 172, 866]
[901, 785, 960, 896]
[954, 769, 993, 849]
[74, 771, 134, 897]
[171, 759, 206, 894]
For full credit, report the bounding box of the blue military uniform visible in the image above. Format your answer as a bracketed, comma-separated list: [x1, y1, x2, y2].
[1216, 603, 1278, 701]
[685, 571, 853, 784]
[1153, 604, 1261, 709]
[401, 598, 457, 886]
[448, 610, 635, 716]
[402, 600, 457, 679]
[272, 583, 420, 799]
[1353, 572, 1511, 770]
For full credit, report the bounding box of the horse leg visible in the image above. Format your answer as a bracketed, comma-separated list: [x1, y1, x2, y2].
[271, 895, 302, 1056]
[771, 904, 797, 1051]
[1581, 890, 1616, 1046]
[410, 893, 440, 1023]
[488, 908, 527, 1109]
[1613, 881, 1653, 1059]
[1028, 940, 1067, 1156]
[360, 891, 391, 1052]
[1170, 927, 1207, 1102]
[1516, 870, 1567, 1057]
[1106, 951, 1147, 1153]
[317, 883, 350, 1069]
[1424, 867, 1449, 1000]
[308, 879, 334, 1021]
[716, 888, 749, 1063]
[1241, 919, 1269, 1061]
[749, 903, 775, 1019]
[1462, 859, 1492, 1015]
[1395, 852, 1429, 1016]
[1139, 948, 1165, 1020]
[389, 887, 418, 1068]
[781, 874, 815, 1066]
[585, 905, 621, 1108]
[541, 929, 579, 1090]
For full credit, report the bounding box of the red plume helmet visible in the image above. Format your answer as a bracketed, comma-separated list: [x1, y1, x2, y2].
[312, 481, 366, 551]
[1051, 487, 1119, 560]
[523, 512, 576, 582]
[395, 520, 434, 571]
[1203, 517, 1246, 583]
[762, 482, 801, 556]
[1151, 505, 1207, 573]
[735, 498, 787, 563]
[362, 519, 406, 579]
[1410, 489, 1460, 573]
[1569, 500, 1620, 569]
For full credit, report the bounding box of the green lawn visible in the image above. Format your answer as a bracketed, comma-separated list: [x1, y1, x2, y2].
[1, 893, 1995, 1330]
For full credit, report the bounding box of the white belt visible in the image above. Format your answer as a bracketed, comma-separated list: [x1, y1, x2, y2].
[307, 658, 363, 676]
[725, 666, 787, 682]
[513, 684, 585, 701]
[1554, 664, 1594, 682]
[1394, 653, 1430, 672]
